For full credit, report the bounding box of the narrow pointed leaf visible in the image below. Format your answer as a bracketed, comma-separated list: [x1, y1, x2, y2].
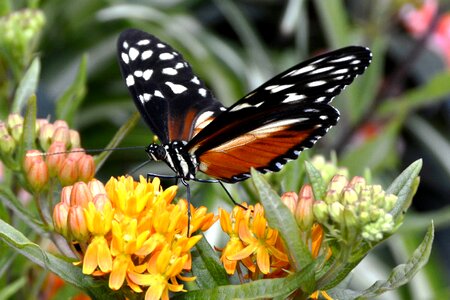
[12, 58, 40, 113]
[251, 169, 312, 271]
[55, 54, 87, 126]
[17, 95, 37, 164]
[0, 219, 115, 299]
[0, 277, 26, 299]
[191, 234, 230, 288]
[177, 260, 318, 299]
[387, 159, 422, 219]
[304, 161, 326, 200]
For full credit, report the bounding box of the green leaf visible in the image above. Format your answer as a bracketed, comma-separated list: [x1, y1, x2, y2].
[387, 159, 422, 220]
[357, 222, 434, 298]
[93, 111, 140, 171]
[17, 94, 37, 165]
[0, 219, 116, 299]
[12, 58, 40, 114]
[314, 0, 350, 48]
[304, 161, 326, 200]
[406, 116, 450, 179]
[191, 234, 230, 289]
[0, 185, 44, 233]
[0, 277, 26, 300]
[55, 54, 87, 126]
[250, 169, 312, 272]
[177, 260, 318, 300]
[378, 71, 450, 117]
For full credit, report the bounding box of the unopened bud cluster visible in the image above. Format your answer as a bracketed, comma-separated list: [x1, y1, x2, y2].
[0, 9, 45, 69]
[53, 179, 110, 241]
[313, 175, 397, 243]
[310, 155, 349, 184]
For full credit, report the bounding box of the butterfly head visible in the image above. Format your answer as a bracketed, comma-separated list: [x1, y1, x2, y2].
[145, 144, 166, 161]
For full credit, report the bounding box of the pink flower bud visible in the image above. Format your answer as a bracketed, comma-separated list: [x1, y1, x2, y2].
[35, 119, 49, 134]
[24, 150, 44, 173]
[25, 157, 49, 192]
[58, 158, 79, 186]
[70, 181, 93, 208]
[53, 202, 69, 237]
[93, 193, 112, 211]
[60, 185, 73, 206]
[67, 205, 90, 242]
[295, 185, 314, 231]
[280, 192, 298, 214]
[77, 154, 95, 182]
[53, 120, 69, 128]
[39, 123, 55, 150]
[52, 126, 70, 146]
[46, 142, 66, 176]
[69, 130, 81, 149]
[66, 148, 85, 162]
[88, 179, 106, 196]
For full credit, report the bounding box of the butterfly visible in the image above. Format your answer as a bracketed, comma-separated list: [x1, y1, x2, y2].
[117, 28, 371, 185]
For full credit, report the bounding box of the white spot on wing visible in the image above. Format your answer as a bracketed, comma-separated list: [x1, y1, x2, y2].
[134, 70, 143, 77]
[157, 43, 166, 48]
[162, 68, 177, 75]
[198, 88, 207, 97]
[141, 50, 153, 60]
[143, 69, 153, 80]
[175, 62, 184, 69]
[129, 47, 139, 61]
[159, 53, 174, 60]
[194, 111, 215, 128]
[330, 55, 355, 63]
[265, 84, 294, 93]
[191, 76, 200, 85]
[154, 90, 164, 98]
[282, 93, 306, 103]
[143, 93, 151, 101]
[126, 75, 135, 86]
[307, 80, 326, 87]
[310, 66, 334, 75]
[137, 39, 150, 45]
[123, 41, 129, 49]
[230, 103, 253, 112]
[319, 115, 328, 120]
[284, 65, 315, 77]
[166, 82, 187, 94]
[121, 53, 129, 64]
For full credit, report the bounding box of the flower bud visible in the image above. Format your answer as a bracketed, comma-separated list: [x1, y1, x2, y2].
[52, 126, 70, 146]
[10, 124, 23, 142]
[39, 123, 55, 150]
[7, 114, 23, 129]
[328, 175, 348, 194]
[93, 193, 112, 211]
[88, 179, 107, 196]
[77, 154, 95, 182]
[68, 205, 90, 242]
[329, 202, 344, 223]
[53, 202, 69, 237]
[349, 176, 366, 193]
[70, 181, 93, 208]
[35, 118, 49, 134]
[280, 192, 298, 214]
[342, 187, 358, 205]
[60, 185, 73, 206]
[69, 130, 81, 149]
[295, 185, 314, 231]
[58, 158, 79, 186]
[24, 150, 44, 173]
[46, 142, 66, 176]
[0, 122, 9, 136]
[26, 158, 49, 192]
[53, 120, 69, 129]
[0, 134, 15, 155]
[66, 148, 85, 162]
[313, 200, 329, 224]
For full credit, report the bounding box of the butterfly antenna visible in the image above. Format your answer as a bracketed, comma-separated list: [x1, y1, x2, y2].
[218, 181, 247, 210]
[26, 146, 146, 157]
[128, 160, 152, 176]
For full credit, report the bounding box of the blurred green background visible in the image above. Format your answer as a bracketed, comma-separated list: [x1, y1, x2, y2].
[1, 0, 449, 298]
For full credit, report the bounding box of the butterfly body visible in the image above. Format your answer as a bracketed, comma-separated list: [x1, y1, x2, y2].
[117, 29, 372, 183]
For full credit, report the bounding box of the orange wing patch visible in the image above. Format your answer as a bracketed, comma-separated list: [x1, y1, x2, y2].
[197, 127, 315, 182]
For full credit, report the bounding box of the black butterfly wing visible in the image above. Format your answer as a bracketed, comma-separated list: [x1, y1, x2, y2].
[117, 29, 224, 144]
[186, 46, 372, 182]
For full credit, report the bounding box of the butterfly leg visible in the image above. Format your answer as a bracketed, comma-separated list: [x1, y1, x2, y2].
[146, 172, 181, 181]
[218, 181, 247, 210]
[180, 178, 191, 236]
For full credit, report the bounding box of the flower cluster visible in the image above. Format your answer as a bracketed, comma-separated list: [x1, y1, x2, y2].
[53, 176, 217, 300]
[219, 203, 290, 278]
[313, 175, 397, 243]
[0, 8, 45, 70]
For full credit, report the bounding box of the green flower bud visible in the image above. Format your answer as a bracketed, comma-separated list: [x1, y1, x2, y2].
[0, 122, 8, 136]
[10, 124, 23, 142]
[313, 200, 329, 223]
[6, 113, 23, 130]
[0, 134, 15, 155]
[329, 202, 344, 223]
